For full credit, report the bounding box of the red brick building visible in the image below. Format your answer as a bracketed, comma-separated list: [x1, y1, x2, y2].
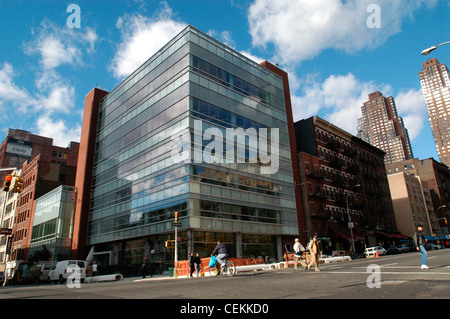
[10, 140, 79, 263]
[295, 116, 398, 253]
[71, 88, 108, 260]
[259, 61, 307, 246]
[0, 129, 79, 181]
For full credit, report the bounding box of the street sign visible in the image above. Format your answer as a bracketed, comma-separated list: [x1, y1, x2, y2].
[0, 228, 12, 235]
[172, 222, 182, 227]
[5, 237, 12, 255]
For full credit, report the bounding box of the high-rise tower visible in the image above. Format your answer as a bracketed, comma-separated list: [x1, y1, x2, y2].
[418, 58, 450, 167]
[357, 91, 413, 164]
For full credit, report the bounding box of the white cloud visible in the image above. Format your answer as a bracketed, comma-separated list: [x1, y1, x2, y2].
[0, 62, 36, 113]
[248, 0, 438, 65]
[394, 88, 427, 141]
[292, 73, 384, 132]
[36, 115, 81, 147]
[36, 84, 75, 114]
[24, 20, 98, 70]
[18, 19, 98, 145]
[110, 2, 186, 79]
[292, 73, 426, 141]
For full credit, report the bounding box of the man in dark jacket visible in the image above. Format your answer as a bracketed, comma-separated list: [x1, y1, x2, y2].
[141, 256, 153, 278]
[211, 240, 228, 271]
[414, 225, 428, 269]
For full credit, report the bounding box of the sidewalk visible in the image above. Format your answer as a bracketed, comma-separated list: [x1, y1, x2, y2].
[131, 273, 175, 282]
[130, 256, 354, 282]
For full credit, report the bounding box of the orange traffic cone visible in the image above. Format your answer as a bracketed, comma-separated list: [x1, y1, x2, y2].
[375, 251, 380, 258]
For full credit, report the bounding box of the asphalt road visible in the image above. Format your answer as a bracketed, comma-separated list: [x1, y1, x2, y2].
[1, 248, 449, 301]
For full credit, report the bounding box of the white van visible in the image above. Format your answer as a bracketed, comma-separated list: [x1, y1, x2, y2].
[48, 260, 88, 284]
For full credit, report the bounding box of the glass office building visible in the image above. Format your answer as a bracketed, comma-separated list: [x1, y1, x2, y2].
[88, 26, 297, 268]
[29, 186, 76, 260]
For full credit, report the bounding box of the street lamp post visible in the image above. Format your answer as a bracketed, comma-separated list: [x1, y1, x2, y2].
[421, 41, 450, 55]
[435, 205, 447, 236]
[346, 184, 360, 255]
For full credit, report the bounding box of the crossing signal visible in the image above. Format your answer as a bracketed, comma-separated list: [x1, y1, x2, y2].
[165, 240, 175, 249]
[3, 175, 12, 192]
[12, 177, 23, 193]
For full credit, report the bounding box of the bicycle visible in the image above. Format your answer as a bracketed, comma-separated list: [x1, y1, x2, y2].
[208, 256, 236, 277]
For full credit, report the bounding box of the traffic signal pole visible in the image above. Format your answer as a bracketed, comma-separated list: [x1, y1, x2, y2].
[174, 212, 179, 263]
[0, 167, 17, 286]
[175, 223, 178, 264]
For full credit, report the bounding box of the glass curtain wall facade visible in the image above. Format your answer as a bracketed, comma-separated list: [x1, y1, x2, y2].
[29, 186, 76, 260]
[88, 26, 297, 269]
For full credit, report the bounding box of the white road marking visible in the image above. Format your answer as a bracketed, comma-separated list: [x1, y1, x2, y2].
[326, 271, 450, 275]
[381, 281, 406, 285]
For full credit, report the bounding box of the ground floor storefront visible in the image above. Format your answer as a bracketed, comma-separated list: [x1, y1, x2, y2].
[88, 230, 290, 277]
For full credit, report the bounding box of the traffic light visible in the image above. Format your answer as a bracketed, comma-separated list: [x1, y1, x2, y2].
[165, 240, 175, 249]
[3, 175, 12, 192]
[445, 217, 448, 225]
[12, 177, 23, 193]
[175, 211, 179, 223]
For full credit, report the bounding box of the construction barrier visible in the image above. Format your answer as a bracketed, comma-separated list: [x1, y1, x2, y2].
[284, 252, 351, 265]
[173, 257, 265, 278]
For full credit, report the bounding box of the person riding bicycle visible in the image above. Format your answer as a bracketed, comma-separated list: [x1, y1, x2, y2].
[211, 240, 228, 273]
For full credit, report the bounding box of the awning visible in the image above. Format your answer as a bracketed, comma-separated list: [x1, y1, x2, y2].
[377, 231, 410, 239]
[348, 230, 365, 240]
[331, 227, 353, 241]
[425, 235, 450, 240]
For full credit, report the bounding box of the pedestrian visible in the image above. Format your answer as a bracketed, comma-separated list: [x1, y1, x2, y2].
[86, 262, 93, 277]
[293, 238, 307, 270]
[194, 253, 202, 277]
[414, 224, 429, 269]
[142, 256, 153, 278]
[189, 253, 196, 277]
[92, 262, 98, 276]
[307, 236, 321, 272]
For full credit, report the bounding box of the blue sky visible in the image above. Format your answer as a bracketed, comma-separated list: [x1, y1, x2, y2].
[0, 0, 449, 163]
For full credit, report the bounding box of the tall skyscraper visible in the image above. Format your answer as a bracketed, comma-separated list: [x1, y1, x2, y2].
[357, 91, 413, 164]
[419, 58, 450, 167]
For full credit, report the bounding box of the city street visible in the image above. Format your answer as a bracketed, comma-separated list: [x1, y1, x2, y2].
[1, 249, 449, 300]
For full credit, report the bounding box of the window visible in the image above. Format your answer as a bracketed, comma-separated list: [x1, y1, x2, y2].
[305, 163, 310, 174]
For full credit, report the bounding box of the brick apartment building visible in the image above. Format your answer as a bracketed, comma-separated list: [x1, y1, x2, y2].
[295, 116, 400, 253]
[0, 129, 79, 181]
[387, 172, 437, 237]
[4, 138, 79, 263]
[386, 157, 450, 235]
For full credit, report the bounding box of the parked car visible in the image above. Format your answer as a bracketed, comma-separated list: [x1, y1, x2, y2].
[48, 260, 88, 284]
[364, 246, 386, 257]
[26, 261, 57, 283]
[397, 244, 412, 253]
[428, 243, 441, 250]
[386, 245, 400, 255]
